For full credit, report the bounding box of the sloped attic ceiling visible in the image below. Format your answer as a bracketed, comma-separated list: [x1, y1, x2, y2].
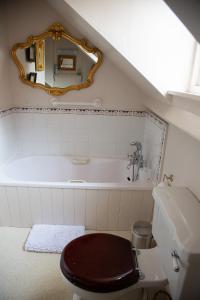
[46, 0, 200, 142]
[46, 0, 163, 100]
[58, 0, 195, 96]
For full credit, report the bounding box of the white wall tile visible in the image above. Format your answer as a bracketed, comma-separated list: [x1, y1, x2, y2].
[60, 142, 74, 155]
[47, 127, 61, 141]
[75, 115, 97, 129]
[46, 142, 61, 155]
[17, 113, 33, 128]
[90, 142, 116, 157]
[47, 114, 62, 128]
[74, 141, 89, 156]
[7, 111, 165, 170]
[73, 129, 89, 142]
[62, 114, 76, 130]
[11, 112, 150, 159]
[32, 113, 48, 128]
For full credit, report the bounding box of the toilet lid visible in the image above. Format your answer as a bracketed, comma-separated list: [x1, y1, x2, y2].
[60, 233, 139, 293]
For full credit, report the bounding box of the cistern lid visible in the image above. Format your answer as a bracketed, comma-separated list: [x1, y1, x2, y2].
[153, 186, 200, 254]
[60, 233, 139, 292]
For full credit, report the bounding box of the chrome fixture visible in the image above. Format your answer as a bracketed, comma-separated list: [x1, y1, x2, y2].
[163, 174, 174, 186]
[171, 250, 180, 272]
[127, 141, 144, 182]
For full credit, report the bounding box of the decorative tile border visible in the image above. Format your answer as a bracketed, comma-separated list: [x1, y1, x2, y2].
[156, 123, 168, 183]
[146, 111, 167, 130]
[11, 107, 146, 117]
[0, 107, 168, 124]
[0, 108, 14, 118]
[0, 107, 147, 117]
[145, 112, 168, 183]
[148, 111, 168, 182]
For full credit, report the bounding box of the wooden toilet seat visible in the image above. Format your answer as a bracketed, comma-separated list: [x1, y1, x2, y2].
[60, 233, 139, 293]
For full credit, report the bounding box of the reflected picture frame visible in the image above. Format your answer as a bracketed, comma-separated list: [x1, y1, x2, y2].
[25, 45, 35, 62]
[58, 55, 76, 71]
[35, 40, 44, 71]
[28, 72, 37, 83]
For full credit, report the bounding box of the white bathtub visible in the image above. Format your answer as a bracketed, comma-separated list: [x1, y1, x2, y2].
[0, 156, 154, 229]
[0, 155, 153, 189]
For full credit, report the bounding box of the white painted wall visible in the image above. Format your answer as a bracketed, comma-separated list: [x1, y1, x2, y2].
[5, 0, 146, 110]
[163, 125, 200, 200]
[65, 0, 195, 95]
[0, 1, 13, 110]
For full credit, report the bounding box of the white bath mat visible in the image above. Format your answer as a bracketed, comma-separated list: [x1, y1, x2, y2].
[24, 224, 85, 253]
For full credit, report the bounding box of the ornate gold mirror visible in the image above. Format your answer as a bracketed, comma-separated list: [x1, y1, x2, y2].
[11, 23, 103, 96]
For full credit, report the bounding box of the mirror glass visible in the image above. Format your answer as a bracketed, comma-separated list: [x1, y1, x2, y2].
[12, 23, 103, 95]
[17, 37, 97, 88]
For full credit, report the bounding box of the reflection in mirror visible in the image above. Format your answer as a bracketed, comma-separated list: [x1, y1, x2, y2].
[11, 23, 103, 95]
[44, 37, 94, 88]
[58, 55, 76, 71]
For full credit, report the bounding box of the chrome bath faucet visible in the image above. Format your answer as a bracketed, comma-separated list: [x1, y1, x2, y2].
[127, 141, 144, 181]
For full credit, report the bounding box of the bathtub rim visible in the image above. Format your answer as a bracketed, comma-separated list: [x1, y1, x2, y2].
[0, 179, 154, 190]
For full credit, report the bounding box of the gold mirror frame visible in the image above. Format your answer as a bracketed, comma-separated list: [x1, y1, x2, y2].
[11, 23, 103, 96]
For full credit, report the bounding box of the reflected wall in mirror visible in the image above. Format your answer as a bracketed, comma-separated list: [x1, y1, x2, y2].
[11, 23, 103, 95]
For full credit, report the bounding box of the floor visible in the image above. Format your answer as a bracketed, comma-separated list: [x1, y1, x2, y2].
[0, 227, 132, 300]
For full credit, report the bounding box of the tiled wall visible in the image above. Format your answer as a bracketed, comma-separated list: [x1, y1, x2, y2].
[0, 186, 154, 229]
[0, 108, 167, 182]
[0, 113, 16, 165]
[14, 112, 145, 158]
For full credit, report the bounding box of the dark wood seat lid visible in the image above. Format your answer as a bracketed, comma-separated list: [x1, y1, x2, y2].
[60, 233, 139, 293]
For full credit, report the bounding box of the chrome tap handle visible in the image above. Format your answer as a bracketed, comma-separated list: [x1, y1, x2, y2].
[130, 141, 142, 151]
[171, 250, 180, 272]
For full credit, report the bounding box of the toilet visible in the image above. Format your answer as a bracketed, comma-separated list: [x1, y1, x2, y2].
[60, 186, 200, 300]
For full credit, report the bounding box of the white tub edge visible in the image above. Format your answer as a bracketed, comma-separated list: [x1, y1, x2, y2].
[0, 180, 154, 190]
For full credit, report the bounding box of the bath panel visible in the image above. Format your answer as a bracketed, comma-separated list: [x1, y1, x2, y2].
[0, 186, 154, 229]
